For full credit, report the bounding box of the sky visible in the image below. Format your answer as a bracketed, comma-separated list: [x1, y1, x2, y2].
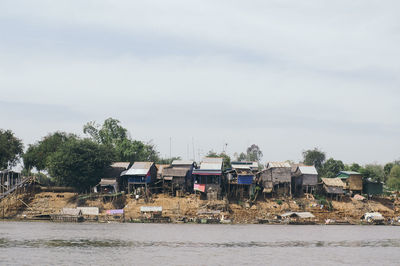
[0, 0, 399, 165]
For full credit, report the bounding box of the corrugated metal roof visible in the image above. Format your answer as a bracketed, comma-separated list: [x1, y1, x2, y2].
[140, 206, 162, 212]
[322, 178, 345, 187]
[124, 162, 154, 176]
[192, 169, 222, 175]
[298, 166, 318, 175]
[171, 160, 195, 166]
[162, 168, 188, 177]
[111, 162, 131, 169]
[61, 208, 82, 216]
[266, 162, 291, 168]
[200, 162, 221, 170]
[281, 212, 315, 218]
[99, 179, 117, 186]
[231, 164, 251, 170]
[340, 171, 361, 175]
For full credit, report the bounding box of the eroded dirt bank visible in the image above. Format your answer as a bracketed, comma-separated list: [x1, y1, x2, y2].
[2, 191, 400, 224]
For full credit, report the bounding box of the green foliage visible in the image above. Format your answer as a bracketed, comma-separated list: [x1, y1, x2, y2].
[83, 118, 128, 146]
[47, 138, 114, 191]
[206, 151, 231, 169]
[84, 118, 160, 162]
[0, 129, 24, 169]
[34, 172, 55, 186]
[234, 144, 263, 163]
[387, 165, 400, 191]
[322, 158, 345, 178]
[276, 199, 282, 205]
[23, 132, 75, 171]
[237, 152, 247, 161]
[348, 163, 361, 172]
[246, 144, 263, 162]
[302, 148, 325, 171]
[360, 164, 385, 182]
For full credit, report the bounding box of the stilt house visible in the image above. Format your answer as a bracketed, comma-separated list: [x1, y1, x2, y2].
[291, 165, 318, 195]
[259, 162, 291, 196]
[120, 162, 157, 194]
[337, 171, 363, 193]
[162, 160, 196, 196]
[192, 157, 223, 200]
[94, 162, 130, 193]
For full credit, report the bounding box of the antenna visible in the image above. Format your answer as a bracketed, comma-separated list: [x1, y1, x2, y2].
[192, 137, 195, 161]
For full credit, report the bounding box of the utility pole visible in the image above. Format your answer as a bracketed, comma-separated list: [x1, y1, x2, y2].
[192, 137, 195, 161]
[169, 137, 172, 158]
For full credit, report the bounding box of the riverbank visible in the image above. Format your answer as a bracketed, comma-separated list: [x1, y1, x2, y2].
[2, 190, 400, 225]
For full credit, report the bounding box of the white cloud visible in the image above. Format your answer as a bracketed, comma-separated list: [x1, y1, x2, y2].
[0, 0, 399, 164]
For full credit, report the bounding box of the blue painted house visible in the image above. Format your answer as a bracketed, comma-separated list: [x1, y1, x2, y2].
[120, 162, 157, 193]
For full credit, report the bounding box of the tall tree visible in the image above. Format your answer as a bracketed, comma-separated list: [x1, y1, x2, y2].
[0, 129, 24, 169]
[387, 165, 400, 190]
[302, 148, 326, 172]
[360, 164, 385, 182]
[246, 144, 263, 162]
[322, 158, 345, 178]
[83, 118, 128, 146]
[348, 163, 361, 172]
[84, 118, 159, 162]
[47, 138, 114, 191]
[23, 132, 75, 171]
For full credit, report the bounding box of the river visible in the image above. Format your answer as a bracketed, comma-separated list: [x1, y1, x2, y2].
[0, 221, 399, 265]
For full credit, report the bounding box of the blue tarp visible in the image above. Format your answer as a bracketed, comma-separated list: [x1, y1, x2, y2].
[238, 175, 254, 185]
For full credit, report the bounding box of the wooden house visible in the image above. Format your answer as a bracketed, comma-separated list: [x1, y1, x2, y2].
[337, 171, 363, 193]
[224, 162, 256, 199]
[321, 178, 345, 200]
[291, 165, 318, 195]
[259, 162, 291, 196]
[162, 160, 196, 196]
[192, 157, 223, 200]
[94, 162, 130, 193]
[120, 162, 157, 194]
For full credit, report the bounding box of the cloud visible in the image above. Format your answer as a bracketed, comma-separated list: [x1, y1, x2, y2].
[0, 0, 399, 164]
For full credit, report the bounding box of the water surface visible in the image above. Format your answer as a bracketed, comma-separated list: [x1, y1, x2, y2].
[0, 221, 399, 265]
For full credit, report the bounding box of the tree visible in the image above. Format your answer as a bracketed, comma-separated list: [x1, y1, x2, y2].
[157, 156, 181, 164]
[84, 118, 160, 162]
[83, 118, 128, 146]
[23, 132, 75, 171]
[47, 138, 114, 191]
[322, 158, 345, 178]
[387, 165, 400, 191]
[360, 164, 385, 182]
[348, 163, 361, 172]
[302, 148, 326, 171]
[0, 129, 24, 169]
[246, 144, 263, 162]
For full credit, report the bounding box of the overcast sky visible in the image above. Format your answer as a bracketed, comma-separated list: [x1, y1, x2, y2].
[1, 0, 399, 165]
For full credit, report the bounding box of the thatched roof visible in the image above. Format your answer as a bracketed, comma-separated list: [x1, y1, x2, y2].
[322, 178, 345, 187]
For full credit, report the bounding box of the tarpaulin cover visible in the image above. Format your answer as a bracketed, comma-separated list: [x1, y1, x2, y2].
[194, 183, 206, 192]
